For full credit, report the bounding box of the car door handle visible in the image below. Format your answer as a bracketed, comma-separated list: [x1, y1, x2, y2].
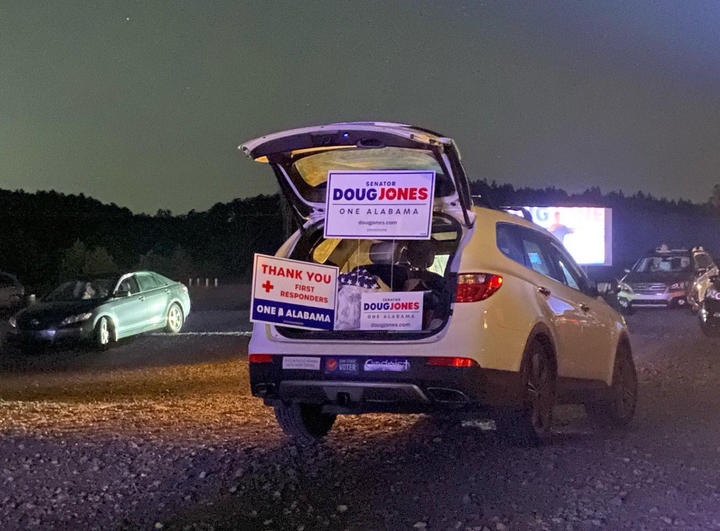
[580, 303, 590, 313]
[537, 286, 551, 297]
[138, 296, 145, 301]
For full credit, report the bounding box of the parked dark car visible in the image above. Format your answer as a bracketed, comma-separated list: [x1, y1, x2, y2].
[0, 272, 25, 312]
[7, 271, 190, 351]
[616, 246, 714, 313]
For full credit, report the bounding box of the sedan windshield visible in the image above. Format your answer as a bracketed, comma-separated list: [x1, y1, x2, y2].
[633, 256, 691, 273]
[44, 279, 114, 302]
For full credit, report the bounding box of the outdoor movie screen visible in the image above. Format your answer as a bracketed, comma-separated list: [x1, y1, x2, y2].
[510, 207, 613, 266]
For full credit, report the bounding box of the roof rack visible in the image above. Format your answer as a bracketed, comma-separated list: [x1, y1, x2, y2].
[654, 244, 689, 253]
[497, 206, 534, 222]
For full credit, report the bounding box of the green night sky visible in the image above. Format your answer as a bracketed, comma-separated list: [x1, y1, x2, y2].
[2, 0, 720, 213]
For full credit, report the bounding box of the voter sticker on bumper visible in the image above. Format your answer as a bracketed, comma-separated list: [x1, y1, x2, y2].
[363, 358, 411, 372]
[282, 356, 321, 370]
[324, 357, 359, 374]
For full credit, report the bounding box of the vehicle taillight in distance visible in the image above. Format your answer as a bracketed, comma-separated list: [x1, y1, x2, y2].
[249, 354, 273, 363]
[455, 273, 503, 303]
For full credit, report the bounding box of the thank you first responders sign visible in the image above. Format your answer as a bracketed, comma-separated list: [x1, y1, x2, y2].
[251, 254, 339, 330]
[324, 170, 435, 240]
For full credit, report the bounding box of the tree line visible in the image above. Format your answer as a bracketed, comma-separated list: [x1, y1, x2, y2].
[2, 182, 720, 290]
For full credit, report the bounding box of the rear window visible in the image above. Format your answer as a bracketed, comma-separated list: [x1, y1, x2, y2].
[287, 147, 456, 204]
[496, 223, 526, 265]
[154, 273, 172, 286]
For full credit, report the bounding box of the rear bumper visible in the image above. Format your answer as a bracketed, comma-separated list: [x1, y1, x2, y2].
[249, 355, 523, 413]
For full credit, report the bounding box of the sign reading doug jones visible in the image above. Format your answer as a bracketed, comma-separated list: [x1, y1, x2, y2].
[324, 170, 436, 240]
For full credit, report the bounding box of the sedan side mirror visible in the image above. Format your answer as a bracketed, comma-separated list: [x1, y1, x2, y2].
[114, 289, 131, 298]
[584, 279, 600, 298]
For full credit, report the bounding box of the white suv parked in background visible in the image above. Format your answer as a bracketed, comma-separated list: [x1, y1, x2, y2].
[241, 122, 637, 445]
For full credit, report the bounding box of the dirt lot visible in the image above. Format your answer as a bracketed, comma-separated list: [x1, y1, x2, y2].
[1, 310, 720, 530]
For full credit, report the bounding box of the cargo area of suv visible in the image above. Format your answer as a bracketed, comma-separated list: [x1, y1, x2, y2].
[277, 212, 464, 339]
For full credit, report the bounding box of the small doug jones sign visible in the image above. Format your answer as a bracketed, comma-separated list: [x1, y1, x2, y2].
[324, 170, 436, 240]
[251, 254, 339, 330]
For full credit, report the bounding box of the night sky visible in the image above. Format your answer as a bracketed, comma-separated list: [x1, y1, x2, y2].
[2, 0, 720, 214]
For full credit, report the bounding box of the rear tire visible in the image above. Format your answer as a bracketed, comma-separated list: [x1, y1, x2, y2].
[497, 337, 556, 446]
[164, 303, 184, 333]
[274, 402, 337, 442]
[95, 317, 112, 351]
[586, 343, 637, 428]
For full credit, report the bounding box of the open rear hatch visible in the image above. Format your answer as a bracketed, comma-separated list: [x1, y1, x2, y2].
[241, 122, 474, 226]
[241, 122, 476, 339]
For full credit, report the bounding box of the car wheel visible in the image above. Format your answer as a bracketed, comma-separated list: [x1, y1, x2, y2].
[699, 302, 720, 337]
[586, 343, 637, 428]
[274, 402, 337, 442]
[95, 317, 112, 351]
[164, 303, 184, 333]
[497, 337, 556, 446]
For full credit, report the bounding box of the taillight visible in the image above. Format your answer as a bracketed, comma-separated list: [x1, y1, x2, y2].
[455, 273, 503, 303]
[249, 354, 273, 363]
[427, 357, 478, 367]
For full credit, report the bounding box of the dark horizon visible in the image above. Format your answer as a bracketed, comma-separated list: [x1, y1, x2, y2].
[1, 180, 714, 218]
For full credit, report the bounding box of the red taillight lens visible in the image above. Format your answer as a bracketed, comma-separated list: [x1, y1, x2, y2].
[249, 354, 273, 363]
[455, 273, 503, 303]
[427, 357, 478, 367]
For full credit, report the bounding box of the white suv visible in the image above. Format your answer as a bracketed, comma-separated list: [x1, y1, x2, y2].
[241, 122, 637, 444]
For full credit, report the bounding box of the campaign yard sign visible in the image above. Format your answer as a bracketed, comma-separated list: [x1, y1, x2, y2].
[324, 170, 435, 240]
[251, 254, 339, 330]
[360, 291, 424, 331]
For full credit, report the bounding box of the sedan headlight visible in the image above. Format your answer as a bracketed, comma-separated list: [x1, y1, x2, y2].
[8, 315, 17, 328]
[60, 313, 92, 326]
[669, 282, 686, 291]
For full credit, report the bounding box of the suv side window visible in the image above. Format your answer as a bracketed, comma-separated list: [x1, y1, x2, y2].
[136, 273, 160, 292]
[496, 223, 526, 266]
[519, 233, 564, 283]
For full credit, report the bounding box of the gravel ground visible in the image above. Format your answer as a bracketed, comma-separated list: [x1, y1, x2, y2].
[2, 310, 720, 530]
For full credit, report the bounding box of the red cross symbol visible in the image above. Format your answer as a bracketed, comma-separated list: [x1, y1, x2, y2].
[261, 280, 274, 293]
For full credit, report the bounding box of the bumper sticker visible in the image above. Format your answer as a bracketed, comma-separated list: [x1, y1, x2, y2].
[363, 358, 411, 372]
[282, 356, 321, 370]
[325, 357, 359, 374]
